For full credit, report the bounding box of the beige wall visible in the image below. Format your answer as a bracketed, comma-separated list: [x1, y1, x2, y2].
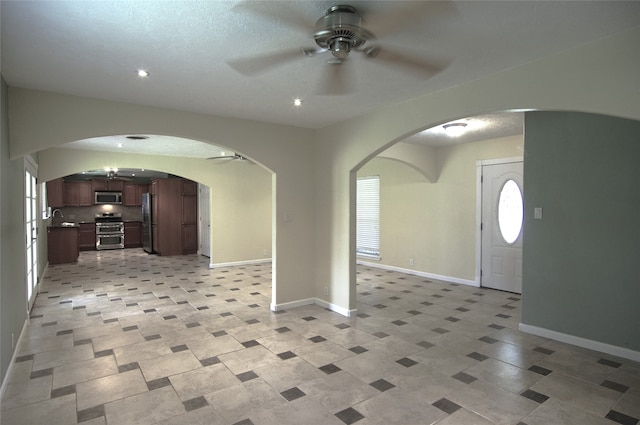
[359, 136, 523, 282]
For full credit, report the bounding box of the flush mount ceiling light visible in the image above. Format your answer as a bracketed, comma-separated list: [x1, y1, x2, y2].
[126, 135, 149, 140]
[293, 98, 303, 106]
[137, 69, 149, 77]
[442, 122, 468, 137]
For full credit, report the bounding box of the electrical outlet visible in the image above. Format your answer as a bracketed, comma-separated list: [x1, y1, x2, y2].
[263, 249, 268, 256]
[409, 258, 414, 266]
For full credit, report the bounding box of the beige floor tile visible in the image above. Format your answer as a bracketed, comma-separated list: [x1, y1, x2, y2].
[0, 393, 76, 425]
[76, 368, 148, 410]
[52, 355, 118, 388]
[169, 363, 238, 401]
[104, 385, 185, 425]
[1, 376, 51, 411]
[522, 398, 612, 425]
[138, 350, 202, 382]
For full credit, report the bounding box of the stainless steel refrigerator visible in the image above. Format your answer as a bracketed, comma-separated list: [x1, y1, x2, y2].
[141, 193, 153, 253]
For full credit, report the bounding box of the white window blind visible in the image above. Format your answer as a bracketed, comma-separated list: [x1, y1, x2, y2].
[357, 175, 380, 257]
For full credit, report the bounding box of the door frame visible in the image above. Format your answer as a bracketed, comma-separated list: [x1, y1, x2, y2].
[24, 155, 39, 312]
[475, 156, 523, 287]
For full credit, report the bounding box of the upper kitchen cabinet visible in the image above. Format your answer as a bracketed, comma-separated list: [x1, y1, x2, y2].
[123, 183, 149, 206]
[46, 178, 64, 208]
[92, 179, 124, 192]
[64, 181, 93, 207]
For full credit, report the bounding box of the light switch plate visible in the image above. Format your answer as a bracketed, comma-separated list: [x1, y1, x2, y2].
[534, 207, 543, 219]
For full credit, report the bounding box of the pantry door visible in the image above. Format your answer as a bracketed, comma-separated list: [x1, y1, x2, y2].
[481, 160, 523, 293]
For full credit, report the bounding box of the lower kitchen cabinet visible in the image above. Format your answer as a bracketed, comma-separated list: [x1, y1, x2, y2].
[48, 226, 79, 264]
[124, 221, 142, 248]
[78, 222, 96, 251]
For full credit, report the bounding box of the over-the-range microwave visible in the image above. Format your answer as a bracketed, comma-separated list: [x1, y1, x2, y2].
[95, 191, 122, 204]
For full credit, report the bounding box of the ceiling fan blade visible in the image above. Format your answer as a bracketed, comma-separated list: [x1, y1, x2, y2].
[363, 1, 459, 38]
[233, 1, 315, 34]
[364, 46, 452, 79]
[227, 48, 306, 76]
[316, 60, 356, 96]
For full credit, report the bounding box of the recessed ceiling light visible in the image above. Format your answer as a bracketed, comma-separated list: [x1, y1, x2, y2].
[293, 98, 303, 106]
[116, 143, 124, 148]
[137, 69, 149, 77]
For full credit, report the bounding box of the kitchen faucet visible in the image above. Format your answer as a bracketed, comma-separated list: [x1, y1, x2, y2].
[52, 209, 64, 218]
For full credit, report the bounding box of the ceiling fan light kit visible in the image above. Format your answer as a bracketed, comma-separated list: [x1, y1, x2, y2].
[443, 122, 468, 137]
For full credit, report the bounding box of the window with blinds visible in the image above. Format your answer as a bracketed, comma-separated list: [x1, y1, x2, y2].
[357, 175, 380, 258]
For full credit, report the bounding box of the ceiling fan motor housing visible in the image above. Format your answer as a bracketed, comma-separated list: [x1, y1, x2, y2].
[313, 5, 374, 59]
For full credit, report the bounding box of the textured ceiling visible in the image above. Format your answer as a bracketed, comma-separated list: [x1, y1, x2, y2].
[2, 1, 639, 155]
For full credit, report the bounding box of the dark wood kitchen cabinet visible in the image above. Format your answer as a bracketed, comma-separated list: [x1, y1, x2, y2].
[123, 183, 148, 206]
[92, 179, 124, 192]
[48, 226, 79, 264]
[46, 178, 64, 208]
[64, 181, 92, 206]
[78, 222, 96, 251]
[151, 178, 197, 255]
[124, 221, 142, 248]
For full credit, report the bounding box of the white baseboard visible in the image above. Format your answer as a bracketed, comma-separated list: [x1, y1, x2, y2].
[519, 323, 640, 362]
[1, 320, 28, 401]
[210, 258, 272, 269]
[358, 261, 478, 287]
[271, 297, 356, 318]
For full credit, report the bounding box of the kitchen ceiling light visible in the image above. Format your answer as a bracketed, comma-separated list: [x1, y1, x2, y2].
[137, 69, 149, 77]
[442, 122, 468, 137]
[293, 98, 303, 106]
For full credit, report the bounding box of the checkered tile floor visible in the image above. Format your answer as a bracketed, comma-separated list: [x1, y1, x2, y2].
[1, 249, 639, 425]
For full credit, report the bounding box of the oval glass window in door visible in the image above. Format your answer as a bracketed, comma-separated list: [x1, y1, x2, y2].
[498, 179, 523, 244]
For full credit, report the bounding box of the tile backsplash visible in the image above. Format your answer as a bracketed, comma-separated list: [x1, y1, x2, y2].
[52, 205, 143, 223]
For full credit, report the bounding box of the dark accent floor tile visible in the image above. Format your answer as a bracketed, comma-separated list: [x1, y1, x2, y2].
[452, 371, 478, 384]
[528, 365, 552, 376]
[456, 307, 470, 313]
[51, 384, 76, 398]
[245, 319, 260, 325]
[445, 316, 460, 323]
[598, 358, 622, 368]
[309, 335, 326, 343]
[349, 346, 368, 354]
[122, 325, 138, 332]
[388, 296, 401, 300]
[601, 380, 630, 393]
[118, 362, 140, 373]
[237, 370, 259, 382]
[281, 387, 305, 402]
[520, 389, 549, 404]
[183, 395, 208, 412]
[392, 320, 407, 326]
[335, 323, 351, 329]
[77, 404, 105, 423]
[56, 329, 73, 336]
[242, 340, 260, 348]
[421, 301, 434, 306]
[233, 419, 255, 425]
[144, 308, 157, 313]
[212, 330, 227, 337]
[42, 321, 58, 327]
[200, 356, 221, 367]
[144, 334, 161, 341]
[479, 336, 499, 344]
[319, 363, 342, 375]
[186, 322, 201, 328]
[103, 318, 118, 324]
[335, 407, 365, 425]
[220, 312, 233, 317]
[605, 410, 639, 425]
[533, 346, 554, 355]
[30, 368, 54, 379]
[15, 354, 34, 362]
[275, 326, 291, 333]
[147, 376, 171, 391]
[370, 378, 395, 392]
[488, 323, 505, 330]
[357, 313, 370, 319]
[163, 315, 177, 320]
[467, 352, 489, 362]
[248, 304, 260, 308]
[407, 310, 422, 316]
[196, 306, 210, 311]
[302, 316, 317, 321]
[373, 332, 389, 339]
[374, 304, 387, 309]
[432, 328, 450, 334]
[396, 357, 418, 368]
[171, 344, 189, 353]
[433, 398, 462, 414]
[495, 313, 511, 319]
[417, 341, 435, 349]
[278, 351, 297, 360]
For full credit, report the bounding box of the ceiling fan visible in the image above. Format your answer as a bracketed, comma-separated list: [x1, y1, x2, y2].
[227, 2, 454, 95]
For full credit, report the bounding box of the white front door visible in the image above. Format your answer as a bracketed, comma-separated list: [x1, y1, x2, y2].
[481, 160, 524, 293]
[25, 158, 39, 310]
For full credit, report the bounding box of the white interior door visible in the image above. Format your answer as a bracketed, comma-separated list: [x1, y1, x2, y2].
[481, 160, 523, 293]
[25, 158, 39, 310]
[198, 184, 211, 258]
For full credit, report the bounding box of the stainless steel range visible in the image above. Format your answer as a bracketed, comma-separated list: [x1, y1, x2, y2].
[95, 213, 124, 250]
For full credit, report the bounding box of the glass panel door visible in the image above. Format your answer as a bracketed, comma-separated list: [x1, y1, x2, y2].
[25, 159, 39, 310]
